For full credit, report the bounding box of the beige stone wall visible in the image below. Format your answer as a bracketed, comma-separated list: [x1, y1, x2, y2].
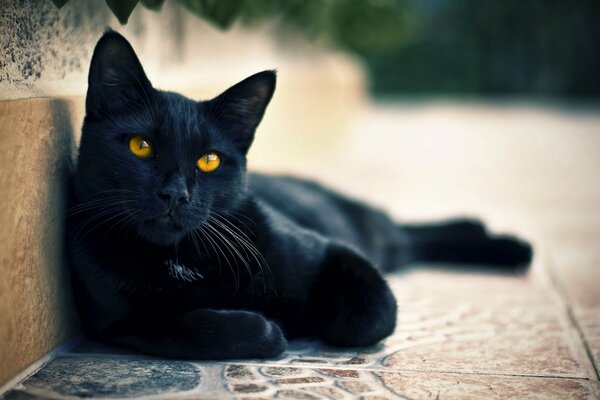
[0, 0, 365, 386]
[0, 98, 81, 385]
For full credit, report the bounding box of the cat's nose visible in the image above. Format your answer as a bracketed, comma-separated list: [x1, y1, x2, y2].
[158, 186, 190, 208]
[158, 173, 190, 208]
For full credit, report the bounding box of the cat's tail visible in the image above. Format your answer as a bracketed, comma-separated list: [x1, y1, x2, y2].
[385, 219, 533, 273]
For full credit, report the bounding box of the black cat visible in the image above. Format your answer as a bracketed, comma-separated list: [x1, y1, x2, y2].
[67, 30, 532, 360]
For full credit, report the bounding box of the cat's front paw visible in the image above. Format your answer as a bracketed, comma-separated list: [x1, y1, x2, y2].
[234, 310, 288, 358]
[182, 309, 287, 359]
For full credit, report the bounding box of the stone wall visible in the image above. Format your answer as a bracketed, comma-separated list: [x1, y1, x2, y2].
[0, 0, 365, 386]
[0, 98, 80, 387]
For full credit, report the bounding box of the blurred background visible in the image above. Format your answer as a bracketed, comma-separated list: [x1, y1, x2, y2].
[1, 0, 600, 392]
[2, 0, 597, 214]
[185, 0, 600, 98]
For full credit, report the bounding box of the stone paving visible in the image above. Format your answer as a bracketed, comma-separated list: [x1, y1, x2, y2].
[2, 103, 599, 399]
[3, 261, 598, 399]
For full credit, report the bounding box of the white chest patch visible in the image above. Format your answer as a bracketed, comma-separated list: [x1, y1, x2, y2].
[165, 260, 204, 282]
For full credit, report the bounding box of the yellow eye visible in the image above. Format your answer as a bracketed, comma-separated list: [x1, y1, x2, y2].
[197, 152, 221, 172]
[129, 136, 153, 158]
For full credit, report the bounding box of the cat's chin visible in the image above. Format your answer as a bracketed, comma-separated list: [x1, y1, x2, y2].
[139, 227, 187, 246]
[137, 219, 188, 246]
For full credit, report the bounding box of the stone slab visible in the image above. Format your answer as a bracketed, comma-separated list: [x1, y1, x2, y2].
[10, 355, 200, 399]
[6, 360, 597, 399]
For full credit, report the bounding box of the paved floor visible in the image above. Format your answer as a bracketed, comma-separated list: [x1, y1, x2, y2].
[3, 101, 600, 399]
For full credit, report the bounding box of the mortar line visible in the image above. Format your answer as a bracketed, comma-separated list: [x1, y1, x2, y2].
[541, 247, 600, 381]
[565, 306, 600, 380]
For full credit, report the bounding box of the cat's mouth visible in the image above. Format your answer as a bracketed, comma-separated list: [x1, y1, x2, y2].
[155, 215, 183, 229]
[138, 214, 189, 245]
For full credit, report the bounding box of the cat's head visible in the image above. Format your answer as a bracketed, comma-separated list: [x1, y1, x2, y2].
[74, 30, 275, 246]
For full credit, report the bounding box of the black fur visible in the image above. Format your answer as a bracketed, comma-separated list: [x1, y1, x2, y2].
[67, 30, 532, 359]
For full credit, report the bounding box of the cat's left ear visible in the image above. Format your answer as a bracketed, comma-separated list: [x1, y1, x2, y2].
[208, 70, 276, 153]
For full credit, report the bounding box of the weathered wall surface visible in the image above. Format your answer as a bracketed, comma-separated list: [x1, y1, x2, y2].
[0, 0, 365, 387]
[0, 98, 81, 386]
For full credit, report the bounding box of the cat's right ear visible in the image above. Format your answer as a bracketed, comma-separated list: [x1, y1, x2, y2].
[86, 29, 153, 118]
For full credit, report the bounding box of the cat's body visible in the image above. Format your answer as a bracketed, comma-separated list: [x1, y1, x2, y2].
[67, 30, 532, 359]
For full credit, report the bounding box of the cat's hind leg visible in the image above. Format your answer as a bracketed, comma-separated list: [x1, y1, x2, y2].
[308, 243, 397, 347]
[398, 218, 533, 269]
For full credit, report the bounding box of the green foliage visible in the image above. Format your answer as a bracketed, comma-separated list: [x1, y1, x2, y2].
[140, 0, 166, 11]
[367, 0, 600, 97]
[327, 0, 409, 55]
[178, 0, 244, 29]
[105, 0, 139, 24]
[230, 0, 411, 55]
[50, 0, 69, 8]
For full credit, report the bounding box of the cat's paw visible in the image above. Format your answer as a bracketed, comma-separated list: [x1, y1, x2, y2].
[311, 245, 397, 347]
[182, 309, 287, 359]
[491, 235, 533, 269]
[234, 310, 288, 358]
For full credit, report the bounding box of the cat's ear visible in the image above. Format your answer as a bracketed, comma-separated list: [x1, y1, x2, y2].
[86, 29, 153, 118]
[208, 70, 276, 153]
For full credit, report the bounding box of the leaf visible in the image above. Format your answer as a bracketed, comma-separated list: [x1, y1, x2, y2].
[140, 0, 166, 11]
[177, 0, 204, 16]
[50, 0, 70, 8]
[178, 0, 243, 29]
[204, 0, 243, 29]
[106, 0, 139, 25]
